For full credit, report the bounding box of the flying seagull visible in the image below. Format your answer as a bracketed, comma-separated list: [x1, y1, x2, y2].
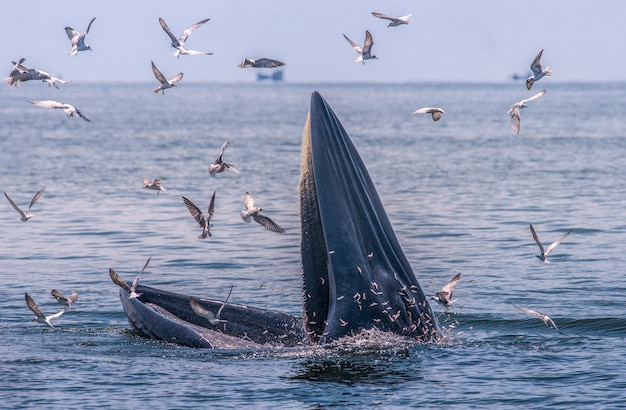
[4, 185, 46, 222]
[507, 89, 546, 134]
[151, 61, 183, 94]
[529, 223, 571, 263]
[430, 272, 462, 309]
[371, 12, 412, 26]
[182, 191, 216, 239]
[208, 141, 240, 176]
[109, 256, 152, 299]
[143, 178, 166, 195]
[526, 49, 552, 90]
[343, 30, 377, 64]
[240, 192, 285, 234]
[29, 100, 89, 122]
[158, 17, 213, 58]
[512, 303, 564, 335]
[65, 17, 96, 56]
[237, 58, 284, 68]
[51, 289, 78, 310]
[410, 107, 446, 121]
[189, 284, 233, 325]
[4, 58, 70, 89]
[25, 292, 66, 328]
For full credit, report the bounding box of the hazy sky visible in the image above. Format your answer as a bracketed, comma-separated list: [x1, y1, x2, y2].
[2, 1, 626, 84]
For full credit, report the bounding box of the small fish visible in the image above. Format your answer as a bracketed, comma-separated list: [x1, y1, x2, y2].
[530, 223, 571, 263]
[4, 186, 46, 222]
[25, 292, 66, 328]
[512, 303, 564, 335]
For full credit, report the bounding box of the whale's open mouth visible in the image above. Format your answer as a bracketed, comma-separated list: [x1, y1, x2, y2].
[115, 91, 439, 348]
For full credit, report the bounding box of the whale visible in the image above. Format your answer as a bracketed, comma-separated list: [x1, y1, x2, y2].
[114, 91, 440, 348]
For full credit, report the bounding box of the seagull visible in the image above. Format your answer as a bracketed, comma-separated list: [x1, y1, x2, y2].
[4, 59, 70, 89]
[371, 12, 412, 26]
[109, 256, 152, 299]
[189, 285, 233, 325]
[237, 58, 285, 68]
[143, 178, 166, 195]
[4, 186, 46, 222]
[25, 292, 66, 329]
[430, 272, 462, 309]
[65, 17, 96, 56]
[182, 191, 216, 239]
[29, 100, 90, 122]
[51, 289, 79, 310]
[410, 107, 446, 121]
[240, 192, 285, 234]
[151, 61, 183, 94]
[343, 30, 377, 64]
[208, 141, 240, 176]
[526, 49, 552, 90]
[507, 89, 546, 134]
[158, 17, 213, 58]
[529, 224, 571, 263]
[512, 303, 564, 335]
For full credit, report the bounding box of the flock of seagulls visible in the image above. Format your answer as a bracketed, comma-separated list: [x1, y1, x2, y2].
[7, 12, 568, 337]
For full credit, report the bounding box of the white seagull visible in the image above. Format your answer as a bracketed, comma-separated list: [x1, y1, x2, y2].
[5, 58, 70, 89]
[208, 141, 240, 176]
[25, 292, 66, 329]
[143, 177, 167, 195]
[4, 185, 46, 222]
[507, 89, 546, 134]
[240, 192, 285, 234]
[29, 100, 90, 122]
[430, 272, 462, 309]
[410, 107, 446, 121]
[182, 191, 216, 239]
[109, 256, 152, 299]
[512, 303, 564, 335]
[51, 289, 79, 310]
[151, 61, 183, 94]
[371, 12, 412, 27]
[343, 30, 377, 64]
[158, 17, 213, 58]
[526, 49, 552, 90]
[189, 285, 232, 326]
[529, 224, 571, 263]
[237, 58, 285, 68]
[65, 17, 96, 56]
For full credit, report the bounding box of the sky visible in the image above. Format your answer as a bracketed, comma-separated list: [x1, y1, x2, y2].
[2, 1, 626, 84]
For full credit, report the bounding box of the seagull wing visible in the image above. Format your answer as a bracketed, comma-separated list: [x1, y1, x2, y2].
[440, 272, 461, 297]
[529, 224, 545, 254]
[544, 229, 572, 256]
[67, 290, 79, 304]
[109, 268, 132, 292]
[182, 196, 206, 227]
[363, 30, 374, 54]
[207, 191, 216, 219]
[530, 49, 544, 76]
[512, 302, 543, 319]
[189, 296, 217, 320]
[30, 100, 66, 110]
[520, 89, 547, 106]
[167, 72, 184, 85]
[253, 212, 286, 234]
[47, 307, 66, 321]
[371, 12, 394, 21]
[343, 34, 362, 54]
[254, 58, 284, 68]
[179, 18, 210, 45]
[159, 18, 181, 48]
[243, 192, 256, 210]
[28, 185, 46, 212]
[151, 61, 167, 84]
[84, 17, 96, 35]
[4, 192, 27, 219]
[216, 141, 229, 162]
[51, 289, 68, 304]
[65, 27, 79, 42]
[25, 292, 45, 319]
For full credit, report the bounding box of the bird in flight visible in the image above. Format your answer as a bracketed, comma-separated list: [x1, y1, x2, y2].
[526, 49, 552, 90]
[508, 89, 546, 134]
[143, 178, 167, 195]
[182, 191, 216, 239]
[25, 292, 66, 329]
[529, 224, 571, 263]
[51, 289, 79, 310]
[371, 12, 412, 27]
[410, 107, 446, 121]
[512, 303, 564, 335]
[343, 30, 377, 64]
[4, 185, 46, 222]
[65, 17, 96, 56]
[158, 17, 213, 58]
[208, 141, 240, 176]
[240, 192, 285, 234]
[29, 100, 90, 122]
[430, 272, 462, 309]
[237, 58, 284, 68]
[151, 61, 183, 94]
[109, 256, 152, 299]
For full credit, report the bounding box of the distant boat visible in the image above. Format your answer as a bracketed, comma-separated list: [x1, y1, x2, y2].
[511, 72, 532, 81]
[256, 70, 283, 82]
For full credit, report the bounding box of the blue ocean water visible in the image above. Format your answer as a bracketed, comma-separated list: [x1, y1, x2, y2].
[1, 82, 625, 408]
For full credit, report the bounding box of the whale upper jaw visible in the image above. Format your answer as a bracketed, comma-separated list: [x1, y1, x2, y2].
[299, 91, 439, 344]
